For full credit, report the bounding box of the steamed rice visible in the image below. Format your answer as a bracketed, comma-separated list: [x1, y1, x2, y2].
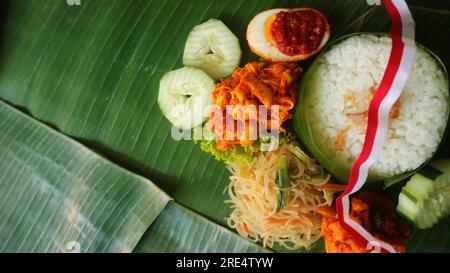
[308, 34, 449, 177]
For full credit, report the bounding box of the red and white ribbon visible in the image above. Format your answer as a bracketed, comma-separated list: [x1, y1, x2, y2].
[335, 0, 416, 253]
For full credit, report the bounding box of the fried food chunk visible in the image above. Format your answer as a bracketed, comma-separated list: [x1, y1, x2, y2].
[206, 62, 301, 151]
[319, 192, 411, 253]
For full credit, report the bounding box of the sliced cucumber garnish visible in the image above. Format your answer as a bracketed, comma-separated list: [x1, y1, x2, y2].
[397, 159, 450, 229]
[276, 155, 291, 211]
[183, 19, 242, 80]
[158, 67, 214, 130]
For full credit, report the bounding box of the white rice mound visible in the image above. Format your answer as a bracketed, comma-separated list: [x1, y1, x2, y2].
[308, 34, 449, 178]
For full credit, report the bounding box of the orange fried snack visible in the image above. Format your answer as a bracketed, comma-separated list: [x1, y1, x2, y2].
[206, 62, 301, 151]
[318, 192, 411, 253]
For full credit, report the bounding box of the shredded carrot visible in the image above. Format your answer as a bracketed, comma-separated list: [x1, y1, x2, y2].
[389, 100, 401, 119]
[345, 112, 368, 127]
[335, 134, 344, 151]
[335, 125, 352, 151]
[239, 222, 249, 236]
[368, 86, 377, 100]
[314, 183, 347, 192]
[316, 205, 337, 218]
[266, 217, 303, 224]
[343, 92, 359, 110]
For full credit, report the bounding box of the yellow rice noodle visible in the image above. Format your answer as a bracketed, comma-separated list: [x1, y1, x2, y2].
[226, 143, 331, 250]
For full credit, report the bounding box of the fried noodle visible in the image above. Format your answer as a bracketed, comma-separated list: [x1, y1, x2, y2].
[226, 143, 333, 250]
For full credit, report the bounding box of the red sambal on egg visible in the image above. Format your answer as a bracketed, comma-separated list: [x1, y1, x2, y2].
[267, 9, 329, 56]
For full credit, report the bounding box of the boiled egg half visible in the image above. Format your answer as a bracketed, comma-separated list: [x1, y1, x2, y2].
[247, 8, 330, 62]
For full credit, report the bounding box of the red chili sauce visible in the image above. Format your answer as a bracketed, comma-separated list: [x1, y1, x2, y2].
[269, 9, 327, 56]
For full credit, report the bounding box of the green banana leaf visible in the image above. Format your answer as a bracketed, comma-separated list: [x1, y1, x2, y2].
[0, 0, 449, 253]
[134, 203, 269, 253]
[0, 100, 170, 252]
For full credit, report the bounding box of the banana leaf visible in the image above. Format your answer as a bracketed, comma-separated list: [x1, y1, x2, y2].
[134, 203, 269, 253]
[0, 0, 449, 253]
[0, 100, 170, 252]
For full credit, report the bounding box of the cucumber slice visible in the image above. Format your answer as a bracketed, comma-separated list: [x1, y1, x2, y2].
[183, 19, 242, 80]
[403, 174, 434, 200]
[158, 67, 214, 130]
[397, 191, 418, 222]
[397, 160, 450, 229]
[276, 155, 291, 211]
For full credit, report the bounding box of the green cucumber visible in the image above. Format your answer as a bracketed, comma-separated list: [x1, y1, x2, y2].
[276, 155, 291, 211]
[397, 159, 450, 229]
[158, 67, 214, 130]
[183, 19, 242, 80]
